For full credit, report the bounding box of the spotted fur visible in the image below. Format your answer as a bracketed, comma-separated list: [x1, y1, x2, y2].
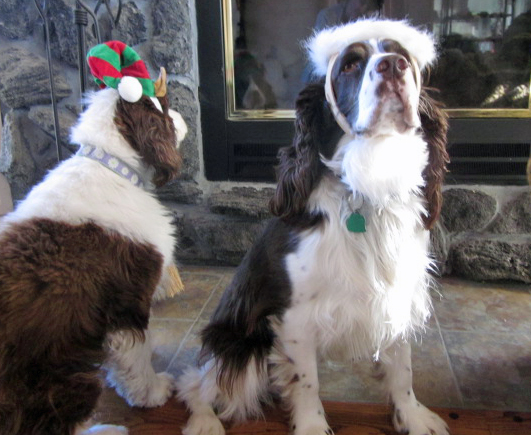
[178, 20, 449, 435]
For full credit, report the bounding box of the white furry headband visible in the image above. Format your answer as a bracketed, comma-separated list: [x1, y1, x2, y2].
[306, 18, 437, 77]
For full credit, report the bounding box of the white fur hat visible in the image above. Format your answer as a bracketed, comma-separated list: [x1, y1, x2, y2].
[306, 18, 437, 77]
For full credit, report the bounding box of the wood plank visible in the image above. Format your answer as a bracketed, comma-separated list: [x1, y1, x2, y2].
[93, 389, 531, 435]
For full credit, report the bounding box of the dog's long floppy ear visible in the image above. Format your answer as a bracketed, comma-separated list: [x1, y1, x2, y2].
[114, 94, 182, 188]
[269, 83, 328, 222]
[419, 89, 450, 230]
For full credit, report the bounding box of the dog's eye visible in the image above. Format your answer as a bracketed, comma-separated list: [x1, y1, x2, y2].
[342, 61, 360, 74]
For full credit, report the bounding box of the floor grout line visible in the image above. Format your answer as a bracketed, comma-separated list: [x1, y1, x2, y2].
[164, 272, 229, 371]
[151, 269, 530, 411]
[432, 309, 465, 407]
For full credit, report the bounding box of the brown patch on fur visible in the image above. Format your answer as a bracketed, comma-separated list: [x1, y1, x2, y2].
[114, 94, 181, 188]
[0, 218, 163, 435]
[419, 89, 450, 230]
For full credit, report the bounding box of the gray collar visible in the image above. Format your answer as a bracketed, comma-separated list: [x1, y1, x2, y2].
[76, 144, 146, 189]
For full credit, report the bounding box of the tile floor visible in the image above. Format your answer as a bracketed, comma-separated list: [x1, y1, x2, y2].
[149, 266, 531, 413]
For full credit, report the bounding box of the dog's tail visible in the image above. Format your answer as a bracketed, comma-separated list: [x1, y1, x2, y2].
[177, 298, 274, 422]
[178, 354, 269, 423]
[200, 309, 274, 388]
[195, 294, 276, 421]
[179, 219, 292, 421]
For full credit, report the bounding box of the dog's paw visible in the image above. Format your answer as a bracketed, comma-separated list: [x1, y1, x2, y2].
[78, 424, 128, 435]
[393, 401, 449, 435]
[140, 372, 176, 408]
[183, 412, 225, 435]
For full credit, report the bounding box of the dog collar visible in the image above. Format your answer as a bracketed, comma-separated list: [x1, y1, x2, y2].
[76, 144, 146, 189]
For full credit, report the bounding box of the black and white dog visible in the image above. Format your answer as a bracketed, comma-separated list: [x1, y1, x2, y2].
[178, 19, 450, 435]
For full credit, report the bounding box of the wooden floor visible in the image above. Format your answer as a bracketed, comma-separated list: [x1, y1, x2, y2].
[94, 390, 531, 435]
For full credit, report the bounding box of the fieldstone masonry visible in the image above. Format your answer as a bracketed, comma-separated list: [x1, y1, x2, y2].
[1, 1, 529, 283]
[167, 186, 531, 284]
[438, 188, 530, 283]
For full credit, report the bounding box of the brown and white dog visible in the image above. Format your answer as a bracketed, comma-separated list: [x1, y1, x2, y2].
[0, 67, 187, 433]
[178, 19, 450, 435]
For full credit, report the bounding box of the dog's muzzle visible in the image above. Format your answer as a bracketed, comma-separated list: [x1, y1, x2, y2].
[324, 52, 422, 136]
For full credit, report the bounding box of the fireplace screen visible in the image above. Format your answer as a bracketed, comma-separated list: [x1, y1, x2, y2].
[224, 0, 531, 118]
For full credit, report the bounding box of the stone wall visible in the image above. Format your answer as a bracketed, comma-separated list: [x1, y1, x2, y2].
[0, 0, 200, 199]
[0, 1, 529, 284]
[435, 186, 530, 283]
[168, 185, 531, 284]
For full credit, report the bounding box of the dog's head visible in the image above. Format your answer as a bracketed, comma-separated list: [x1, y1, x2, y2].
[113, 67, 186, 188]
[308, 19, 436, 137]
[270, 20, 449, 229]
[72, 41, 187, 188]
[328, 39, 422, 135]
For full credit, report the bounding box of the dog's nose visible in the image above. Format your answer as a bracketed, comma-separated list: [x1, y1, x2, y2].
[375, 55, 409, 79]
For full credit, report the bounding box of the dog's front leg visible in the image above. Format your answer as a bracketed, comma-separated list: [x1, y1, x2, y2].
[378, 340, 449, 435]
[276, 314, 332, 435]
[104, 329, 175, 407]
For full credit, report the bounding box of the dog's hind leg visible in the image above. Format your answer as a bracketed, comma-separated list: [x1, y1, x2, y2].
[378, 340, 450, 435]
[177, 361, 226, 435]
[104, 329, 175, 408]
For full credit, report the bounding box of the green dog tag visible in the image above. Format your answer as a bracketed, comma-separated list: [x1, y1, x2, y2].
[346, 212, 366, 233]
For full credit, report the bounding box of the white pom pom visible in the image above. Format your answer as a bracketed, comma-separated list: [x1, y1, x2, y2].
[117, 76, 143, 102]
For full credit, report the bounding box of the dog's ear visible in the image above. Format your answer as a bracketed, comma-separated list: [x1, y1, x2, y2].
[419, 89, 450, 230]
[269, 83, 327, 222]
[114, 96, 182, 187]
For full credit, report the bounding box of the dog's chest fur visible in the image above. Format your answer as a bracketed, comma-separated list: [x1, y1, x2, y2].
[281, 133, 433, 361]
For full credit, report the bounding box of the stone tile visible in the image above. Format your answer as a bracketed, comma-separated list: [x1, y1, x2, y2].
[151, 271, 223, 320]
[442, 330, 531, 412]
[200, 272, 234, 319]
[318, 326, 460, 408]
[433, 278, 531, 334]
[167, 320, 207, 378]
[148, 319, 194, 373]
[318, 359, 383, 404]
[178, 265, 235, 275]
[410, 326, 462, 408]
[147, 269, 531, 413]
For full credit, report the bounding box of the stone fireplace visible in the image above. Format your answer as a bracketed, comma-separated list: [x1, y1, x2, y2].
[0, 0, 529, 283]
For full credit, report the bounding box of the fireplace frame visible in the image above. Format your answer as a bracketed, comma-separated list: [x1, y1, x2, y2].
[197, 0, 531, 185]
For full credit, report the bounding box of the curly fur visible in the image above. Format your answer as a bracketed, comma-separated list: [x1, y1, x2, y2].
[269, 83, 339, 226]
[418, 89, 450, 229]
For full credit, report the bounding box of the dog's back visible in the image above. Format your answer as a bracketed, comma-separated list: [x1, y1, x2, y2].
[0, 218, 162, 434]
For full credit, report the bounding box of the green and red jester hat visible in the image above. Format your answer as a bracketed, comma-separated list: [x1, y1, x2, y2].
[87, 40, 162, 105]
